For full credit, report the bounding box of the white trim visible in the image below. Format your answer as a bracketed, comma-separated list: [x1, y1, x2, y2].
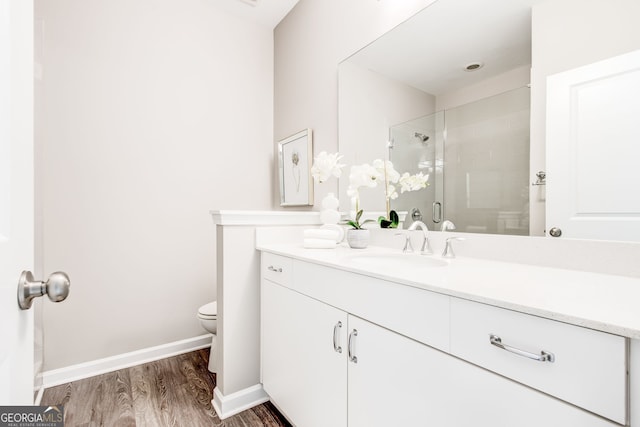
[42, 334, 213, 388]
[212, 384, 270, 419]
[34, 386, 44, 406]
[210, 210, 321, 226]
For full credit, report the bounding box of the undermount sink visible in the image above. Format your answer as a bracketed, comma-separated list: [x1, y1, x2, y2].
[347, 253, 449, 269]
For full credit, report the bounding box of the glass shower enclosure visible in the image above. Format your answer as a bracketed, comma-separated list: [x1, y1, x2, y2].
[390, 86, 530, 235]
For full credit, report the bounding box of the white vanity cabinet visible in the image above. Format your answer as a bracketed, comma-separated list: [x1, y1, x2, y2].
[261, 276, 462, 427]
[261, 279, 347, 427]
[450, 298, 627, 424]
[260, 251, 624, 427]
[348, 315, 620, 427]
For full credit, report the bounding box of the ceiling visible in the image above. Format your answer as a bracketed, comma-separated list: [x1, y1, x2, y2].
[214, 0, 301, 29]
[347, 0, 540, 95]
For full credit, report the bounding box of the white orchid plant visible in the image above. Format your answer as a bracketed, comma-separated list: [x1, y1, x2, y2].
[311, 151, 429, 229]
[348, 159, 428, 228]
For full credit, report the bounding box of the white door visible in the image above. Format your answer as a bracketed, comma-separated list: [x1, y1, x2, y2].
[0, 0, 35, 404]
[546, 49, 640, 241]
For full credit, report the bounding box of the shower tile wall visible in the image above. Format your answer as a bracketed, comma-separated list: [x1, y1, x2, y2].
[445, 87, 530, 235]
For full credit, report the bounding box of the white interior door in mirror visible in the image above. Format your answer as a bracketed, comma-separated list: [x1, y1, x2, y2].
[546, 49, 640, 241]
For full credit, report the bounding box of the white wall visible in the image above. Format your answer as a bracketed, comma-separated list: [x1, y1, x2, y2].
[530, 0, 640, 236]
[338, 61, 435, 212]
[274, 0, 438, 209]
[436, 65, 530, 111]
[36, 0, 274, 370]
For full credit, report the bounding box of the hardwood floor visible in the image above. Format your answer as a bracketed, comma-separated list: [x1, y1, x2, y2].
[41, 349, 291, 427]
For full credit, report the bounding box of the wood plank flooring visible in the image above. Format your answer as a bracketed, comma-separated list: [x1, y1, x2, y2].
[41, 349, 291, 427]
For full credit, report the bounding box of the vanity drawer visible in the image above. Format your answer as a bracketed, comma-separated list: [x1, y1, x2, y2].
[261, 252, 292, 287]
[450, 298, 627, 424]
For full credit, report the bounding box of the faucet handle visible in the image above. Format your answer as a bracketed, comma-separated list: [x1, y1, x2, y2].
[442, 237, 466, 259]
[420, 236, 433, 256]
[395, 233, 414, 253]
[440, 220, 456, 231]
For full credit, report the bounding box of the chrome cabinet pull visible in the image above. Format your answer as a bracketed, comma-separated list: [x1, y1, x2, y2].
[333, 321, 343, 353]
[348, 329, 358, 363]
[489, 334, 555, 363]
[267, 265, 282, 273]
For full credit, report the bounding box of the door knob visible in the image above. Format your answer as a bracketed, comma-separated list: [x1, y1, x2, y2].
[17, 271, 70, 310]
[549, 227, 562, 237]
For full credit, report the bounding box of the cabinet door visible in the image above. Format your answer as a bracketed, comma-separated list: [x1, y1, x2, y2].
[347, 316, 617, 427]
[261, 279, 347, 427]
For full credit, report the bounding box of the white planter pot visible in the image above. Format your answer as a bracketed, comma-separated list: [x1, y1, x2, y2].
[347, 229, 370, 249]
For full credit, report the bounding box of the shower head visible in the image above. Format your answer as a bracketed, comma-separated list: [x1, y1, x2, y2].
[414, 132, 430, 143]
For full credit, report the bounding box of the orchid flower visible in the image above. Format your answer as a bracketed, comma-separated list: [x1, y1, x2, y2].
[346, 163, 382, 197]
[372, 159, 401, 183]
[310, 151, 346, 183]
[399, 172, 429, 193]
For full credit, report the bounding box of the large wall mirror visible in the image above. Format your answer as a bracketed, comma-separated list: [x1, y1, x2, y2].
[338, 0, 640, 240]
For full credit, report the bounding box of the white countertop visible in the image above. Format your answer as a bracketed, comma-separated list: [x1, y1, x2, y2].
[257, 243, 640, 339]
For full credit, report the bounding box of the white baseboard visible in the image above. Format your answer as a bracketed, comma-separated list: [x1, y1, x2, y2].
[212, 384, 269, 419]
[42, 334, 213, 388]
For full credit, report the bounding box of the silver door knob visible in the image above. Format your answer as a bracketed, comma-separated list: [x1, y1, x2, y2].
[17, 270, 70, 310]
[549, 227, 562, 237]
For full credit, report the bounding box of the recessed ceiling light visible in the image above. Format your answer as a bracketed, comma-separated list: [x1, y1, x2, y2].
[464, 62, 484, 72]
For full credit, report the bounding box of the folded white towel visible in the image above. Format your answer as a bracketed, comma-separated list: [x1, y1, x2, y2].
[303, 238, 337, 249]
[320, 224, 345, 243]
[304, 228, 340, 241]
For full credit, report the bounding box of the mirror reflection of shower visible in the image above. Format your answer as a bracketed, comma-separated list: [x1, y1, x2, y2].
[390, 110, 444, 231]
[414, 132, 430, 143]
[390, 86, 530, 235]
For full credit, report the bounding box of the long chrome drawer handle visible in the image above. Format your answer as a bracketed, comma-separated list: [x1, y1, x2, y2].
[333, 321, 343, 353]
[267, 265, 282, 273]
[489, 334, 555, 363]
[348, 329, 358, 363]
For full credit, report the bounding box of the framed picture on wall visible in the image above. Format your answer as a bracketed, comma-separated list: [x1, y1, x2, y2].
[278, 129, 314, 206]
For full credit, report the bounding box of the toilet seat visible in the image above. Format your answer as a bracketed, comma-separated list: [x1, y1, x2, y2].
[198, 301, 217, 319]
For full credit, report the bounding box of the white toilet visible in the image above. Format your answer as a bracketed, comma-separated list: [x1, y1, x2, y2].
[197, 301, 217, 373]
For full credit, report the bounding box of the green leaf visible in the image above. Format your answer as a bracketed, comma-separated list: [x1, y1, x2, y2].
[346, 220, 360, 230]
[379, 219, 392, 228]
[355, 209, 363, 223]
[389, 210, 399, 225]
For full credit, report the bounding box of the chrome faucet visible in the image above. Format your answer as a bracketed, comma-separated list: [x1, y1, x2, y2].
[407, 221, 433, 255]
[440, 220, 456, 231]
[442, 237, 466, 259]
